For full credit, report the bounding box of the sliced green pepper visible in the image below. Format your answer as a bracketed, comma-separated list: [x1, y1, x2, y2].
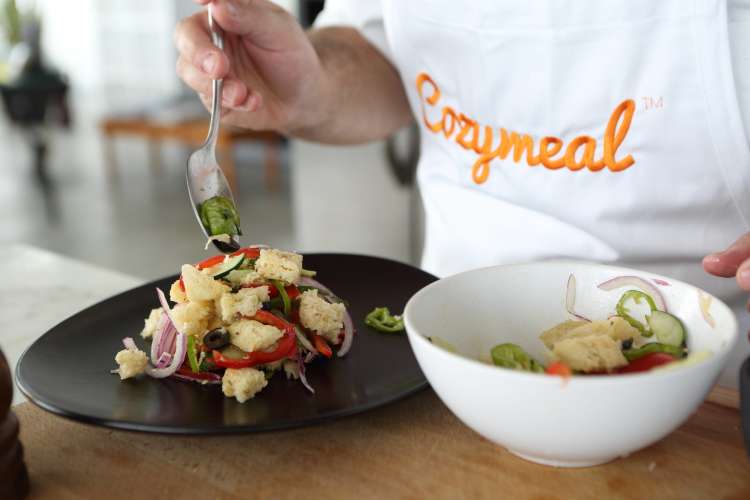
[272, 279, 291, 317]
[365, 307, 405, 333]
[623, 342, 686, 361]
[616, 290, 658, 337]
[199, 195, 241, 236]
[490, 343, 545, 373]
[187, 335, 200, 373]
[263, 297, 284, 311]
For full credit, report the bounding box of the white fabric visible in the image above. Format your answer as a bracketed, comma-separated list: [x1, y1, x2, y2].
[313, 0, 392, 59]
[316, 0, 750, 388]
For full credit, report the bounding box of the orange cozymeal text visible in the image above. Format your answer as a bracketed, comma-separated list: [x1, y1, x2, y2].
[416, 72, 636, 184]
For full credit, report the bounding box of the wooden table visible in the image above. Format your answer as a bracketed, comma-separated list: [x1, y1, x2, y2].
[6, 245, 750, 498]
[15, 389, 750, 500]
[100, 116, 283, 191]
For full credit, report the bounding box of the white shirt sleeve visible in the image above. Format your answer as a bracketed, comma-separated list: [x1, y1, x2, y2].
[313, 0, 392, 61]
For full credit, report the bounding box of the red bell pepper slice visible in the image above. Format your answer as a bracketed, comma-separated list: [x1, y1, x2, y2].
[616, 353, 676, 374]
[546, 361, 572, 378]
[310, 333, 332, 358]
[212, 311, 298, 369]
[175, 366, 220, 381]
[285, 285, 301, 300]
[231, 247, 262, 260]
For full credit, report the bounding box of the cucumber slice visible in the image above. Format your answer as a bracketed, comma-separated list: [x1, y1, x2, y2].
[205, 254, 244, 279]
[647, 310, 685, 347]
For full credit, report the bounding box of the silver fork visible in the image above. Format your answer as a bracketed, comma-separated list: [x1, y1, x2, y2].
[185, 4, 242, 254]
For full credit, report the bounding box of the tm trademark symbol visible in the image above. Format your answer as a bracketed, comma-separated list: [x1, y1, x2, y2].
[641, 96, 664, 110]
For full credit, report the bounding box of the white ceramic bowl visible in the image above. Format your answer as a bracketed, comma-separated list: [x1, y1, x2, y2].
[404, 261, 738, 467]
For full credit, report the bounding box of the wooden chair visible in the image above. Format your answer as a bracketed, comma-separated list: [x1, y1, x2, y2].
[100, 115, 282, 191]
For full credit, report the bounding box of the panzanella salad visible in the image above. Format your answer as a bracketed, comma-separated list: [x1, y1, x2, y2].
[488, 275, 707, 377]
[112, 246, 354, 402]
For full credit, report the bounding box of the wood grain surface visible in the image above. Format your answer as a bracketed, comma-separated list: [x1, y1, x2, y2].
[16, 390, 750, 500]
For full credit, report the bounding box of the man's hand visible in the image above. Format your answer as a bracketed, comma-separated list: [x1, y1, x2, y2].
[703, 233, 750, 310]
[175, 0, 324, 134]
[175, 0, 412, 143]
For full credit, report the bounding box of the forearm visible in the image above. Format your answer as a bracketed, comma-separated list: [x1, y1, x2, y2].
[289, 27, 414, 144]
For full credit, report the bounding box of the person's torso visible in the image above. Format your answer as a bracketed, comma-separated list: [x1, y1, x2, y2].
[381, 0, 750, 387]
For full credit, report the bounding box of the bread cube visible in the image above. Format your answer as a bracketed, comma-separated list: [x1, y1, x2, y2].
[170, 300, 212, 337]
[181, 264, 230, 302]
[219, 286, 270, 323]
[222, 367, 268, 403]
[114, 348, 149, 379]
[299, 289, 345, 344]
[169, 279, 187, 304]
[255, 249, 303, 284]
[227, 319, 283, 352]
[552, 335, 628, 373]
[140, 307, 163, 340]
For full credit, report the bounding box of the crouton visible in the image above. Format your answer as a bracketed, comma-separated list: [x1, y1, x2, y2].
[222, 367, 268, 403]
[552, 335, 628, 373]
[227, 319, 283, 352]
[299, 289, 345, 344]
[181, 264, 230, 302]
[255, 249, 303, 284]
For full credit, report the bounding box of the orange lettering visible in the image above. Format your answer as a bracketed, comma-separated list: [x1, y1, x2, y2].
[472, 126, 497, 184]
[456, 114, 477, 150]
[603, 99, 635, 172]
[441, 107, 458, 139]
[565, 136, 598, 171]
[416, 73, 443, 133]
[415, 72, 636, 183]
[497, 129, 541, 166]
[539, 137, 565, 169]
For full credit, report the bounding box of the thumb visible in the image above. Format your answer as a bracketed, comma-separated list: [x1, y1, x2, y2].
[208, 0, 297, 51]
[703, 233, 750, 278]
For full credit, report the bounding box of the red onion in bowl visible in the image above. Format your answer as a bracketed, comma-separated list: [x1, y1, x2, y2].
[597, 275, 667, 312]
[565, 274, 590, 322]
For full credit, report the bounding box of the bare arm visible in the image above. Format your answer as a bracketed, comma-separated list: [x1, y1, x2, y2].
[297, 27, 412, 143]
[175, 0, 412, 144]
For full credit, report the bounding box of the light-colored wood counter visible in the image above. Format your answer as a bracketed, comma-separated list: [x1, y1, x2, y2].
[15, 389, 750, 500]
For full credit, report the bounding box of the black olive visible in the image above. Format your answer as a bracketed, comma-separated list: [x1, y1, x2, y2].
[204, 328, 230, 350]
[621, 338, 633, 350]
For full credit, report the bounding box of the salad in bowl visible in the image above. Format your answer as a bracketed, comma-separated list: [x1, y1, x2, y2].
[112, 246, 354, 402]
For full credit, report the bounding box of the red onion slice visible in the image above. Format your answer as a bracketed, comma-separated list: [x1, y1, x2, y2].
[122, 337, 138, 351]
[297, 353, 315, 394]
[156, 288, 178, 328]
[145, 333, 187, 379]
[597, 275, 667, 312]
[565, 274, 590, 322]
[154, 352, 172, 369]
[171, 370, 222, 385]
[337, 310, 355, 357]
[296, 277, 334, 295]
[653, 279, 670, 286]
[294, 326, 317, 355]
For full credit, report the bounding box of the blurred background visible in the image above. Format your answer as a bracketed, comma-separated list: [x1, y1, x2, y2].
[0, 0, 422, 279]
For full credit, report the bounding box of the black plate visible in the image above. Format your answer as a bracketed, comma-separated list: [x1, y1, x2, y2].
[16, 254, 436, 434]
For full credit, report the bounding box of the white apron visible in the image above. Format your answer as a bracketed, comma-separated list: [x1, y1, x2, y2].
[317, 0, 750, 389]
